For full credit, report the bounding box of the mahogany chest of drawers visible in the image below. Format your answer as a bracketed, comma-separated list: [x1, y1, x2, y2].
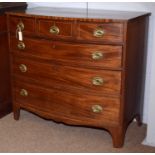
[0, 2, 27, 118]
[7, 7, 150, 147]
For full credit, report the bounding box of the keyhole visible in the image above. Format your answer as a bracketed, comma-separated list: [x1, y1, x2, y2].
[53, 44, 56, 48]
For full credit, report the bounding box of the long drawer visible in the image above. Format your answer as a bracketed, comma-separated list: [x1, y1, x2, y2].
[13, 80, 121, 127]
[10, 36, 122, 70]
[12, 56, 122, 96]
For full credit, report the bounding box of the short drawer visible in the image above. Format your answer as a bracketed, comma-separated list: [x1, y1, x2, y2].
[12, 56, 121, 96]
[13, 81, 120, 127]
[8, 16, 35, 35]
[37, 19, 74, 39]
[77, 22, 124, 43]
[10, 36, 122, 70]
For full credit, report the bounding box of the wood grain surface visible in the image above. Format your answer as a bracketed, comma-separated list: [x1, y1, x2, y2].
[7, 7, 150, 148]
[0, 2, 27, 118]
[12, 55, 122, 96]
[10, 36, 122, 70]
[13, 80, 120, 127]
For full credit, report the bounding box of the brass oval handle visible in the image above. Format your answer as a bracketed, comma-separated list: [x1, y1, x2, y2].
[92, 105, 103, 113]
[49, 26, 60, 35]
[93, 28, 104, 38]
[19, 64, 27, 73]
[92, 77, 104, 86]
[92, 52, 103, 60]
[17, 21, 24, 30]
[17, 42, 25, 50]
[20, 89, 28, 97]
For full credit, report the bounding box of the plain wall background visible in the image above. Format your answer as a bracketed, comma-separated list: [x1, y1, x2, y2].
[27, 2, 155, 146]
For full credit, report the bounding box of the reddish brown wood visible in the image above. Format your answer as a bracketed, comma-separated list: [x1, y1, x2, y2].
[37, 19, 74, 39]
[122, 15, 149, 128]
[135, 114, 142, 126]
[0, 16, 7, 32]
[12, 55, 122, 96]
[9, 16, 35, 35]
[0, 30, 12, 118]
[7, 7, 150, 148]
[10, 35, 123, 70]
[77, 22, 124, 44]
[13, 80, 120, 127]
[0, 3, 27, 118]
[108, 125, 126, 148]
[13, 103, 20, 120]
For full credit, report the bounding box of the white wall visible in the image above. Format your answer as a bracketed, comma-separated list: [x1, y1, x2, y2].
[28, 2, 86, 8]
[27, 2, 155, 146]
[142, 6, 155, 147]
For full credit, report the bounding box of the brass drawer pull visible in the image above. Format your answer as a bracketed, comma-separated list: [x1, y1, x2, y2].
[17, 21, 24, 30]
[20, 89, 28, 97]
[92, 77, 104, 86]
[92, 105, 103, 113]
[93, 28, 104, 38]
[92, 52, 103, 60]
[49, 26, 60, 35]
[17, 42, 25, 50]
[19, 64, 27, 72]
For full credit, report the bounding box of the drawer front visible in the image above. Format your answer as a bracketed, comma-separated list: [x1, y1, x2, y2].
[12, 56, 121, 95]
[10, 36, 122, 69]
[37, 19, 74, 39]
[77, 22, 124, 43]
[9, 16, 35, 35]
[13, 81, 120, 127]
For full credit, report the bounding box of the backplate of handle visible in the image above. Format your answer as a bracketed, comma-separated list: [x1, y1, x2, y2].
[17, 42, 25, 50]
[92, 77, 104, 86]
[19, 64, 27, 73]
[20, 89, 28, 97]
[92, 52, 104, 60]
[93, 28, 105, 38]
[17, 21, 24, 31]
[49, 26, 60, 35]
[92, 105, 103, 113]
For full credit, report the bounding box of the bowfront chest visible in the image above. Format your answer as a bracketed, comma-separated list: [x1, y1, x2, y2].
[7, 7, 150, 147]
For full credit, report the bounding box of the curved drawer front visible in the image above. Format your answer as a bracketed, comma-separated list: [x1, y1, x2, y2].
[77, 22, 124, 43]
[37, 19, 74, 39]
[13, 81, 120, 127]
[10, 36, 122, 70]
[9, 16, 124, 43]
[12, 56, 121, 96]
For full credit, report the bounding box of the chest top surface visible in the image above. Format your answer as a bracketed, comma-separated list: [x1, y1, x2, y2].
[6, 7, 150, 22]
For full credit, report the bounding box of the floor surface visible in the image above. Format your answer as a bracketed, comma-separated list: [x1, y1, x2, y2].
[0, 110, 155, 153]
